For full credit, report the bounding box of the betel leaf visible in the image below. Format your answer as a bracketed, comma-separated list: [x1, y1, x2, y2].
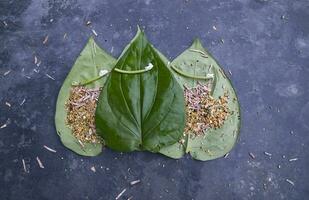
[159, 39, 241, 161]
[95, 27, 185, 152]
[55, 37, 116, 156]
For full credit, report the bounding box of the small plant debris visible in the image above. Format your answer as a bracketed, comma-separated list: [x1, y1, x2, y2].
[2, 20, 8, 26]
[115, 188, 127, 200]
[249, 152, 256, 159]
[289, 158, 298, 162]
[0, 119, 10, 129]
[36, 156, 45, 168]
[90, 166, 96, 172]
[22, 159, 28, 173]
[66, 86, 102, 144]
[3, 70, 11, 76]
[92, 29, 98, 36]
[286, 179, 295, 186]
[130, 179, 141, 186]
[43, 145, 57, 153]
[20, 98, 26, 106]
[43, 35, 49, 44]
[184, 83, 230, 136]
[45, 73, 55, 80]
[34, 55, 38, 64]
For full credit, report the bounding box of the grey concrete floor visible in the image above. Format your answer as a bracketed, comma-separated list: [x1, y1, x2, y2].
[0, 0, 309, 199]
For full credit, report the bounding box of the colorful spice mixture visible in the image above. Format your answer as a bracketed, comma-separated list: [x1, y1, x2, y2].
[66, 83, 229, 143]
[184, 83, 230, 136]
[65, 86, 102, 144]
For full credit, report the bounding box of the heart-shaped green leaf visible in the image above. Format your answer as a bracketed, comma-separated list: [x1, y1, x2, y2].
[95, 28, 185, 152]
[55, 37, 116, 156]
[159, 39, 241, 161]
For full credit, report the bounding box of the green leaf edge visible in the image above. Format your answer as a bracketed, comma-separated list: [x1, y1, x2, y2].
[159, 38, 241, 161]
[95, 26, 186, 153]
[54, 37, 116, 156]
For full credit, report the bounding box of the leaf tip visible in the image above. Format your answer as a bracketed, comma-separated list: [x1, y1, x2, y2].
[136, 25, 145, 34]
[193, 37, 201, 43]
[192, 38, 203, 45]
[191, 38, 205, 51]
[129, 25, 147, 44]
[88, 35, 95, 42]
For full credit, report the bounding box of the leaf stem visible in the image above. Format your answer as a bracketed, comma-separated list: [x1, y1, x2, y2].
[171, 65, 214, 80]
[72, 73, 108, 86]
[114, 67, 152, 74]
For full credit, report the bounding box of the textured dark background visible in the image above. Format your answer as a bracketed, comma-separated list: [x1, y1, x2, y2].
[1, 0, 309, 199]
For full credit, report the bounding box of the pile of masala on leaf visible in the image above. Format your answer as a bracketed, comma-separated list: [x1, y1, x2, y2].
[65, 83, 230, 144]
[65, 86, 102, 144]
[184, 83, 230, 136]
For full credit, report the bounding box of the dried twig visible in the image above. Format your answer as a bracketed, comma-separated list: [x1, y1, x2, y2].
[78, 140, 85, 148]
[3, 70, 11, 76]
[22, 159, 28, 173]
[43, 145, 57, 153]
[36, 60, 41, 67]
[20, 98, 26, 106]
[23, 75, 31, 79]
[36, 157, 45, 168]
[0, 119, 10, 129]
[189, 49, 207, 56]
[92, 29, 98, 36]
[249, 152, 255, 159]
[43, 35, 49, 44]
[289, 158, 298, 162]
[130, 180, 141, 186]
[228, 69, 232, 76]
[115, 189, 127, 200]
[45, 73, 55, 80]
[34, 56, 38, 64]
[0, 124, 7, 129]
[286, 179, 295, 186]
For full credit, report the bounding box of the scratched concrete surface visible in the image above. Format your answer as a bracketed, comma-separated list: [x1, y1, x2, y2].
[0, 0, 309, 199]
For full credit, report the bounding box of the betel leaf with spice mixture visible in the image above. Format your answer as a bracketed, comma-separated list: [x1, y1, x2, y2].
[159, 39, 241, 161]
[55, 37, 116, 156]
[95, 27, 186, 152]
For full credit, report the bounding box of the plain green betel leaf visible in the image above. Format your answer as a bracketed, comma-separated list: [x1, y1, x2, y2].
[55, 37, 116, 156]
[159, 39, 241, 161]
[95, 27, 186, 152]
